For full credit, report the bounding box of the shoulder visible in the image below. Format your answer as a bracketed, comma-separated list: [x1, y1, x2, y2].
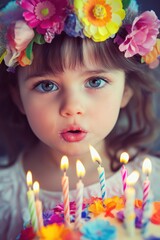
[0, 154, 27, 202]
[0, 155, 24, 179]
[0, 155, 30, 239]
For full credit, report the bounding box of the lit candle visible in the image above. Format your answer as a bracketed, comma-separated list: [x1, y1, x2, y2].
[60, 155, 70, 226]
[33, 181, 44, 230]
[74, 160, 86, 230]
[26, 171, 38, 232]
[142, 158, 152, 210]
[124, 171, 139, 237]
[89, 145, 106, 199]
[141, 158, 152, 237]
[120, 152, 129, 194]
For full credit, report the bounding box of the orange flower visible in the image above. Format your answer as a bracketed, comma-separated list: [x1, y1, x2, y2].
[142, 39, 160, 64]
[88, 199, 105, 216]
[18, 50, 32, 67]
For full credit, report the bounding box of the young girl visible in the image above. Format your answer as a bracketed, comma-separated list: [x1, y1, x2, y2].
[0, 0, 160, 239]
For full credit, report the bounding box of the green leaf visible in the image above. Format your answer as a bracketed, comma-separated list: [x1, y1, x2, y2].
[34, 33, 45, 45]
[25, 33, 45, 60]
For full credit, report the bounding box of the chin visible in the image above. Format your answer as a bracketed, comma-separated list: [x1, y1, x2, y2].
[58, 143, 90, 158]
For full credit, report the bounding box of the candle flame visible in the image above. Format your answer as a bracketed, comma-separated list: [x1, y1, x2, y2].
[126, 171, 139, 186]
[60, 156, 69, 171]
[120, 152, 129, 164]
[26, 171, 32, 187]
[89, 145, 102, 164]
[76, 160, 86, 178]
[33, 181, 40, 194]
[142, 158, 152, 175]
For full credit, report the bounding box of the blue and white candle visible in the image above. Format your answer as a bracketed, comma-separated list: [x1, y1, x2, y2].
[89, 145, 106, 199]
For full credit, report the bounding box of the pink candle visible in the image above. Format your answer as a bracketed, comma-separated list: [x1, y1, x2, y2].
[60, 156, 70, 226]
[74, 160, 86, 230]
[120, 152, 129, 194]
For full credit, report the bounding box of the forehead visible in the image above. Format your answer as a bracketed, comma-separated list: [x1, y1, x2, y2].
[17, 34, 133, 79]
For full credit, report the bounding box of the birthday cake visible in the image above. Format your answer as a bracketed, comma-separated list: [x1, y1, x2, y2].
[17, 196, 160, 240]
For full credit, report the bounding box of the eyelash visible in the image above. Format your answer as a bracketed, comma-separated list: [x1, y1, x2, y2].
[33, 77, 108, 93]
[33, 80, 59, 93]
[85, 77, 108, 89]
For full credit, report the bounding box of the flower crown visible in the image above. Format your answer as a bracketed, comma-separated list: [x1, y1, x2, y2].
[0, 0, 160, 71]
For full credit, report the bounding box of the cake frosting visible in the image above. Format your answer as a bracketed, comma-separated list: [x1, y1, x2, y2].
[17, 196, 160, 240]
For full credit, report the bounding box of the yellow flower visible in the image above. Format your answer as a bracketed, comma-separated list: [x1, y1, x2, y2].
[37, 223, 65, 240]
[74, 0, 125, 42]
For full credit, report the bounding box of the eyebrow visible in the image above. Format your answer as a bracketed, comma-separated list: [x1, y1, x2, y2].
[22, 68, 113, 82]
[80, 69, 110, 76]
[23, 71, 53, 81]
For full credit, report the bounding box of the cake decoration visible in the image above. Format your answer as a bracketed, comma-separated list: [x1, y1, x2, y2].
[17, 195, 160, 240]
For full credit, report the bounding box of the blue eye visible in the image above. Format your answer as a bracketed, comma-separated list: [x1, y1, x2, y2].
[34, 81, 58, 92]
[85, 78, 107, 89]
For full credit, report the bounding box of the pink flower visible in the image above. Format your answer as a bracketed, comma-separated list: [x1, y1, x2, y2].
[119, 11, 160, 58]
[17, 0, 69, 36]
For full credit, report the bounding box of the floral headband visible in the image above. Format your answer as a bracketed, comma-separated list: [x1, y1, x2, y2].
[0, 0, 160, 71]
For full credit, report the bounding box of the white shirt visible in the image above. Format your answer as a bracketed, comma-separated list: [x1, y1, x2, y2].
[0, 152, 160, 240]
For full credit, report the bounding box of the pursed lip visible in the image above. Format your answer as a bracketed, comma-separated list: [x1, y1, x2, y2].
[60, 125, 87, 142]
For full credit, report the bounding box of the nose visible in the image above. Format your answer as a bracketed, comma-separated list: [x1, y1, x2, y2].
[60, 92, 85, 117]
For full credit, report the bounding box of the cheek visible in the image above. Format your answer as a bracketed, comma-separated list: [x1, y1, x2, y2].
[22, 100, 56, 140]
[90, 94, 123, 135]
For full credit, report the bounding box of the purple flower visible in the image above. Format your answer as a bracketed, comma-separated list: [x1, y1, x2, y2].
[64, 13, 84, 38]
[43, 209, 63, 226]
[116, 208, 143, 228]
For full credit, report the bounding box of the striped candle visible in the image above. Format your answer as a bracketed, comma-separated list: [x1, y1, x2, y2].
[142, 178, 150, 210]
[74, 160, 85, 230]
[121, 165, 128, 193]
[60, 156, 70, 226]
[97, 165, 106, 199]
[74, 178, 84, 230]
[26, 171, 38, 232]
[89, 145, 106, 199]
[120, 152, 129, 194]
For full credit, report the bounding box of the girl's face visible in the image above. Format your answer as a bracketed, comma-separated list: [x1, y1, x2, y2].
[17, 59, 132, 157]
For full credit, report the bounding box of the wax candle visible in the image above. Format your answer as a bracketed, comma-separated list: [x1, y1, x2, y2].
[33, 181, 44, 230]
[141, 193, 153, 238]
[74, 160, 86, 230]
[89, 145, 106, 199]
[26, 171, 38, 232]
[142, 158, 152, 210]
[124, 171, 139, 237]
[60, 155, 70, 226]
[120, 152, 129, 194]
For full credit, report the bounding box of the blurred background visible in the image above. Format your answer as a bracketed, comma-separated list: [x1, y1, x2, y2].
[0, 0, 160, 155]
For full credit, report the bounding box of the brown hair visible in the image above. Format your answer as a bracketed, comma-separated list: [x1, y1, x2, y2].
[0, 33, 160, 169]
